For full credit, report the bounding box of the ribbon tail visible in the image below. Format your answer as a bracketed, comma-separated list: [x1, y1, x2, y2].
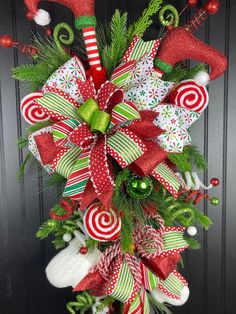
[127, 288, 150, 314]
[151, 162, 185, 199]
[129, 141, 167, 176]
[62, 147, 91, 201]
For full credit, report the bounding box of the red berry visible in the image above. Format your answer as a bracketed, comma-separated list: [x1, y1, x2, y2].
[210, 177, 220, 187]
[79, 247, 88, 255]
[187, 0, 198, 7]
[205, 0, 220, 15]
[0, 35, 15, 48]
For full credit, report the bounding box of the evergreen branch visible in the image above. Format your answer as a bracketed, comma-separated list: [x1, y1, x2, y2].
[162, 63, 206, 82]
[17, 152, 32, 180]
[127, 0, 163, 41]
[36, 219, 60, 239]
[184, 146, 208, 170]
[26, 120, 54, 134]
[168, 145, 207, 172]
[102, 10, 128, 77]
[184, 237, 201, 249]
[46, 173, 66, 187]
[32, 34, 70, 68]
[12, 63, 51, 85]
[17, 137, 29, 149]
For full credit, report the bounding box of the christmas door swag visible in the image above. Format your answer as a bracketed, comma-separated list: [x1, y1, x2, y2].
[1, 0, 227, 313]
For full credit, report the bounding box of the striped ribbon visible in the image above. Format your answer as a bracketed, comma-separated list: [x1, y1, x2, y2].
[158, 270, 188, 300]
[82, 26, 101, 70]
[160, 227, 189, 256]
[128, 287, 150, 314]
[111, 36, 161, 88]
[151, 162, 185, 199]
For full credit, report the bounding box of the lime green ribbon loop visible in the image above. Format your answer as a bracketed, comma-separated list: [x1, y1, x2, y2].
[77, 98, 111, 134]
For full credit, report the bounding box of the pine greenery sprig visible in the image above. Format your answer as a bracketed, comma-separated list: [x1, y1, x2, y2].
[17, 152, 32, 180]
[26, 120, 53, 134]
[162, 63, 206, 82]
[12, 63, 51, 85]
[101, 10, 128, 78]
[127, 0, 163, 41]
[12, 35, 70, 87]
[168, 145, 207, 172]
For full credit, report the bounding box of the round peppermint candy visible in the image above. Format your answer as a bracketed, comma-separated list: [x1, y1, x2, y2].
[170, 79, 209, 113]
[20, 92, 49, 124]
[84, 203, 121, 242]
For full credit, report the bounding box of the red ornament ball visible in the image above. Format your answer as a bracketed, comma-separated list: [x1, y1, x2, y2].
[210, 177, 220, 187]
[205, 0, 220, 15]
[187, 0, 198, 7]
[79, 246, 88, 255]
[0, 35, 15, 48]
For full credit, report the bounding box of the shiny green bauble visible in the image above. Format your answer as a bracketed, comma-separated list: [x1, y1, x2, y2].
[210, 197, 220, 206]
[127, 177, 153, 199]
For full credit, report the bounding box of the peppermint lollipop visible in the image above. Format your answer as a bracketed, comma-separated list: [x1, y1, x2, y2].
[84, 203, 121, 242]
[20, 92, 49, 124]
[169, 79, 209, 113]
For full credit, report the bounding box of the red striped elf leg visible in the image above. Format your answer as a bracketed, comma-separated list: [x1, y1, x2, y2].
[82, 26, 102, 71]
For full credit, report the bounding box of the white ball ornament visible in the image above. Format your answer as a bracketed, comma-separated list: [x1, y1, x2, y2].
[63, 233, 72, 242]
[34, 9, 51, 26]
[194, 71, 210, 86]
[187, 226, 198, 236]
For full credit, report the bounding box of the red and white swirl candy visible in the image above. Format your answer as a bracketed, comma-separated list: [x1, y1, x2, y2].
[169, 79, 209, 113]
[20, 92, 49, 124]
[84, 203, 121, 242]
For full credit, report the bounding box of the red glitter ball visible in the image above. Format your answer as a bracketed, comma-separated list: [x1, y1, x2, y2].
[205, 0, 220, 14]
[210, 177, 220, 187]
[79, 246, 88, 255]
[187, 0, 198, 7]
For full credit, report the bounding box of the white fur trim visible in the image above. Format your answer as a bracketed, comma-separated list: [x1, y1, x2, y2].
[33, 9, 51, 26]
[194, 71, 210, 86]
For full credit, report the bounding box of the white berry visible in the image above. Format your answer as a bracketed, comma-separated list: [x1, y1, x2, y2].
[187, 226, 197, 236]
[63, 233, 72, 242]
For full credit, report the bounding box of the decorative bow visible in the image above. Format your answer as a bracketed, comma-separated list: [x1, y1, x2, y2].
[74, 223, 189, 314]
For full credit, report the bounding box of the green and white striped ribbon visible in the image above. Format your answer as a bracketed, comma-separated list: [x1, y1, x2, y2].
[52, 119, 81, 143]
[53, 146, 82, 179]
[141, 262, 158, 292]
[162, 227, 189, 255]
[106, 259, 135, 303]
[36, 90, 79, 120]
[151, 162, 182, 198]
[107, 129, 146, 168]
[109, 102, 140, 130]
[158, 271, 187, 299]
[128, 287, 150, 314]
[63, 148, 90, 201]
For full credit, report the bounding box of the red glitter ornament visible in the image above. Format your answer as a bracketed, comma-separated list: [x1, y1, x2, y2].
[205, 0, 220, 15]
[187, 0, 198, 7]
[0, 35, 16, 48]
[210, 177, 220, 187]
[79, 246, 88, 255]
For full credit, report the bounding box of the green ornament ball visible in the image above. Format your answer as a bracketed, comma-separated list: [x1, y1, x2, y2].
[211, 197, 220, 206]
[127, 177, 153, 199]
